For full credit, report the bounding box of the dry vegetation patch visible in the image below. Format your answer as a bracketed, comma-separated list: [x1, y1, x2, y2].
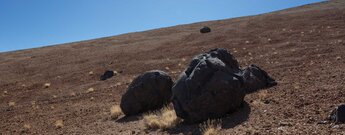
[110, 105, 123, 119]
[200, 119, 221, 135]
[143, 106, 181, 130]
[55, 120, 64, 129]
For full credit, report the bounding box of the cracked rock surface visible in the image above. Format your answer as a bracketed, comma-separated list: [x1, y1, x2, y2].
[172, 48, 277, 123]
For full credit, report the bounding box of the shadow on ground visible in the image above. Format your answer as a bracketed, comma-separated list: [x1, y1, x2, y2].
[116, 115, 141, 123]
[221, 101, 251, 129]
[167, 101, 251, 135]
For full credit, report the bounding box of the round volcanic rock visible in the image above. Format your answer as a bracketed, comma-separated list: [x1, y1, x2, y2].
[172, 48, 276, 123]
[120, 70, 173, 116]
[100, 70, 114, 80]
[200, 26, 211, 33]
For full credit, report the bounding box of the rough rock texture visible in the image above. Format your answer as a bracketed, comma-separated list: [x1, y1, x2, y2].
[242, 65, 278, 93]
[120, 70, 173, 116]
[200, 26, 211, 33]
[100, 70, 114, 80]
[172, 48, 277, 123]
[329, 104, 345, 123]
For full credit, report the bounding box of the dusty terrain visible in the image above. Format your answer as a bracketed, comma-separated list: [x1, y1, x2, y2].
[1, 0, 345, 134]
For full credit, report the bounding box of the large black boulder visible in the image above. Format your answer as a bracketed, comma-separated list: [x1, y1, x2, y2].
[172, 48, 276, 123]
[120, 70, 173, 116]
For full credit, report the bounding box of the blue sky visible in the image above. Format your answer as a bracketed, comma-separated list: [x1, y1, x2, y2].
[0, 0, 323, 52]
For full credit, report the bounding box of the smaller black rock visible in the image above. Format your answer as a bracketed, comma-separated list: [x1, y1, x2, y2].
[200, 26, 211, 33]
[329, 104, 345, 123]
[100, 70, 114, 80]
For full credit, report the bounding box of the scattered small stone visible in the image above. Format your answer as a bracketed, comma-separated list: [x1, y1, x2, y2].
[55, 120, 64, 129]
[100, 70, 114, 81]
[267, 38, 272, 42]
[89, 71, 94, 75]
[70, 92, 76, 96]
[115, 82, 122, 87]
[44, 83, 51, 88]
[200, 26, 211, 33]
[52, 95, 57, 98]
[113, 71, 119, 75]
[332, 125, 340, 129]
[8, 101, 15, 107]
[317, 121, 328, 124]
[336, 56, 341, 60]
[245, 41, 250, 44]
[279, 121, 292, 126]
[87, 88, 95, 93]
[165, 67, 170, 70]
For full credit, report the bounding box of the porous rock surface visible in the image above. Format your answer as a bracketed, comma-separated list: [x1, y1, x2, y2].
[120, 70, 173, 116]
[172, 48, 277, 123]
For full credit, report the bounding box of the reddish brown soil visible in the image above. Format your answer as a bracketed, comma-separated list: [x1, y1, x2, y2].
[1, 0, 345, 134]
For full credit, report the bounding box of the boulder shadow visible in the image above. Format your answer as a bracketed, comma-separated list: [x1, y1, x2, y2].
[166, 121, 201, 135]
[221, 101, 251, 129]
[167, 101, 251, 134]
[116, 115, 141, 123]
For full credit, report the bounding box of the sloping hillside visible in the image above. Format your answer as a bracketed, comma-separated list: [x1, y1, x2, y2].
[1, 0, 345, 134]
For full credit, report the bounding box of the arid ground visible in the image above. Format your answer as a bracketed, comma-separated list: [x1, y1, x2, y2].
[1, 0, 345, 134]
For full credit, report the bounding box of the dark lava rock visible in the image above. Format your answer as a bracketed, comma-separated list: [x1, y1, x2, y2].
[100, 70, 114, 80]
[200, 26, 211, 33]
[172, 48, 276, 123]
[120, 70, 173, 116]
[242, 65, 277, 93]
[329, 104, 345, 123]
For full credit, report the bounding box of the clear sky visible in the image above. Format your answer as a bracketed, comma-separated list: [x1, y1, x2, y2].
[0, 0, 323, 52]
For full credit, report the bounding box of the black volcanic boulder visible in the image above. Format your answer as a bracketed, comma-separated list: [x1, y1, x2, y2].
[172, 48, 277, 123]
[120, 70, 173, 116]
[100, 70, 114, 80]
[200, 26, 211, 33]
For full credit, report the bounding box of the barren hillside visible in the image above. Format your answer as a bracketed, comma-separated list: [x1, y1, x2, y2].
[1, 0, 345, 134]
